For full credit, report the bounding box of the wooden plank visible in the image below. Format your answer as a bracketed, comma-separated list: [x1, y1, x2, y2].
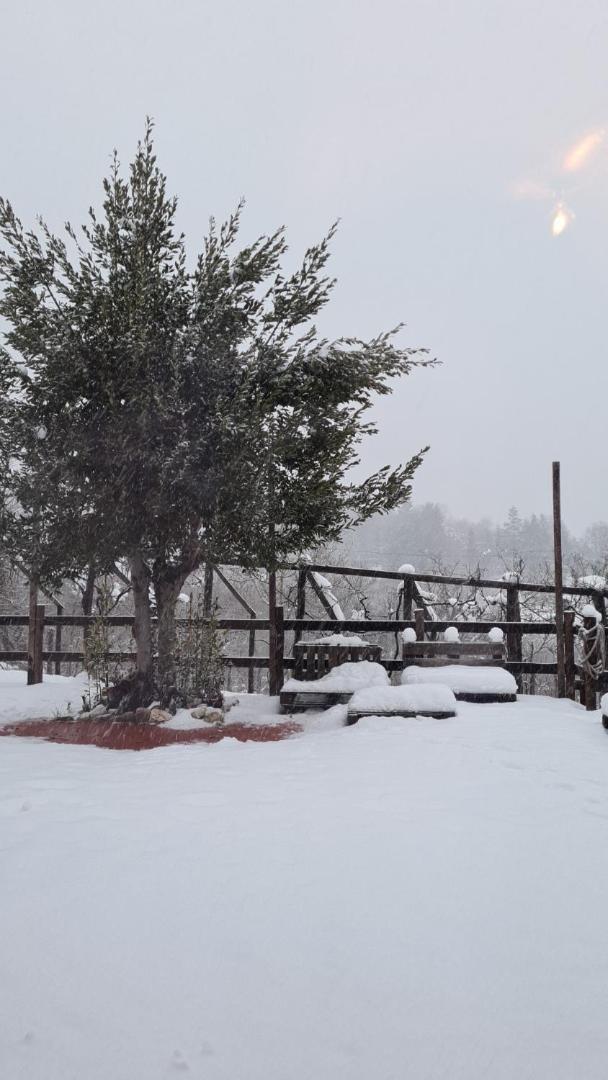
[564, 610, 576, 700]
[247, 620, 256, 694]
[553, 462, 566, 698]
[275, 605, 285, 691]
[54, 603, 63, 676]
[212, 565, 257, 617]
[27, 578, 39, 686]
[415, 608, 425, 641]
[298, 563, 608, 597]
[403, 577, 414, 620]
[404, 657, 505, 667]
[506, 583, 522, 692]
[347, 709, 456, 724]
[294, 569, 307, 646]
[284, 620, 560, 635]
[268, 571, 278, 695]
[402, 642, 505, 656]
[33, 604, 45, 685]
[0, 615, 572, 635]
[307, 570, 338, 620]
[454, 692, 517, 703]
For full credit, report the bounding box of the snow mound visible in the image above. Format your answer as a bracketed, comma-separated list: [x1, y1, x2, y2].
[601, 693, 608, 717]
[488, 627, 504, 643]
[444, 626, 460, 642]
[401, 628, 417, 644]
[349, 684, 457, 716]
[402, 665, 517, 695]
[398, 563, 415, 574]
[0, 668, 91, 726]
[283, 660, 389, 694]
[582, 604, 602, 623]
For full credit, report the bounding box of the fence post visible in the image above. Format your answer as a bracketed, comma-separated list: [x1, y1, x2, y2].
[275, 605, 284, 693]
[564, 610, 575, 700]
[506, 583, 522, 692]
[32, 604, 45, 685]
[584, 666, 597, 711]
[403, 576, 414, 620]
[55, 603, 63, 675]
[248, 617, 256, 694]
[415, 607, 425, 641]
[27, 577, 39, 685]
[268, 571, 278, 695]
[294, 569, 307, 645]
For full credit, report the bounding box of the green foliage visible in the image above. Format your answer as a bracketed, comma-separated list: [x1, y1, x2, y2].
[82, 579, 118, 710]
[175, 599, 225, 708]
[0, 120, 434, 690]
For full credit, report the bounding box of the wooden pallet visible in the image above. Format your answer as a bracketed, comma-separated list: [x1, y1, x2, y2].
[402, 640, 515, 704]
[279, 689, 353, 714]
[292, 642, 381, 680]
[347, 708, 456, 725]
[454, 692, 516, 703]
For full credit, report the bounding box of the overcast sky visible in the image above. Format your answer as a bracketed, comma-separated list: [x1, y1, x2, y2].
[2, 0, 607, 531]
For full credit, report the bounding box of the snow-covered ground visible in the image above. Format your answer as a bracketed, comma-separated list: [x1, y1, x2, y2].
[2, 674, 608, 1078]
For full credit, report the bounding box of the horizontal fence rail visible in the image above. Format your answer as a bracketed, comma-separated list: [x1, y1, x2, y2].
[2, 556, 607, 706]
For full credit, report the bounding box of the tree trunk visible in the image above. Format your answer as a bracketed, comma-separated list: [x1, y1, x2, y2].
[155, 576, 184, 709]
[129, 552, 154, 688]
[81, 563, 96, 617]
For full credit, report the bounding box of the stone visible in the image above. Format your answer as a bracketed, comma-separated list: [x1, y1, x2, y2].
[149, 707, 171, 725]
[190, 705, 224, 725]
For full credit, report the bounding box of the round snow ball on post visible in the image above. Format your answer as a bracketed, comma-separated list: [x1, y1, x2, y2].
[444, 626, 460, 643]
[582, 604, 602, 623]
[398, 563, 415, 575]
[35, 425, 47, 440]
[401, 627, 417, 644]
[488, 627, 504, 643]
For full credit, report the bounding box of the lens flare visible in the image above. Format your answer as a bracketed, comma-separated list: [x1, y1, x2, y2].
[551, 203, 573, 236]
[563, 129, 604, 173]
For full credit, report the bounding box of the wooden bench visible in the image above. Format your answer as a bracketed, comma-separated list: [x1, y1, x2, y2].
[402, 639, 517, 703]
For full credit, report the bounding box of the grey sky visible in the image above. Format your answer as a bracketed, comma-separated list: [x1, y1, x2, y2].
[2, 0, 606, 531]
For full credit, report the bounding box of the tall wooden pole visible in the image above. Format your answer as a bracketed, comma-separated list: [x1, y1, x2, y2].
[268, 569, 278, 695]
[553, 461, 566, 698]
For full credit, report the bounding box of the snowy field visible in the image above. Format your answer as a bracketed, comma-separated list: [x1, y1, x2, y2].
[2, 674, 608, 1078]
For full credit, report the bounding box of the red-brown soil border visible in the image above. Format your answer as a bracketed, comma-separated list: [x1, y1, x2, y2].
[0, 717, 301, 751]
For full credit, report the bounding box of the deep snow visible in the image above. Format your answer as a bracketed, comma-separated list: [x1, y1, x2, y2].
[2, 677, 608, 1078]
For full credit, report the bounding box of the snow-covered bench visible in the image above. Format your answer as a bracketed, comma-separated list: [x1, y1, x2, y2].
[280, 660, 389, 714]
[347, 684, 457, 724]
[401, 628, 517, 703]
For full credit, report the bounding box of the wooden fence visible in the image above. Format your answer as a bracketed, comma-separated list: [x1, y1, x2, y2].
[1, 563, 607, 707]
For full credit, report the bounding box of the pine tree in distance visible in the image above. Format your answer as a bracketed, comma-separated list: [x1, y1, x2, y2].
[0, 120, 436, 708]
